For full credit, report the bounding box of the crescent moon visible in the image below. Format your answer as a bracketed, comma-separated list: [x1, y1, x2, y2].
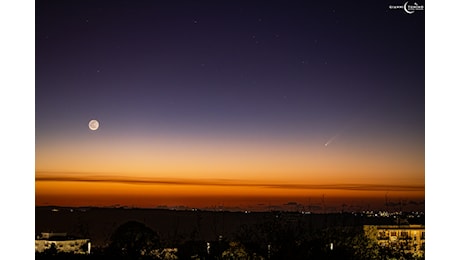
[88, 119, 99, 131]
[404, 2, 414, 14]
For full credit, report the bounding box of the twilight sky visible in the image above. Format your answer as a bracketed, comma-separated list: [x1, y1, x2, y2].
[35, 0, 424, 211]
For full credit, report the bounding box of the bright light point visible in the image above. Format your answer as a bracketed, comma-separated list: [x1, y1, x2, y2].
[88, 119, 99, 131]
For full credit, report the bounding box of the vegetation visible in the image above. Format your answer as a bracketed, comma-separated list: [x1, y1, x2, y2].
[106, 221, 161, 259]
[36, 218, 424, 260]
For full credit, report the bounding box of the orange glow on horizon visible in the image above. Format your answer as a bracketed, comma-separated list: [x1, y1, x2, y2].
[35, 172, 424, 209]
[36, 134, 424, 209]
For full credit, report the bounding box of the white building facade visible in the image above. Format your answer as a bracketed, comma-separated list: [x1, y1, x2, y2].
[364, 224, 425, 257]
[35, 232, 91, 254]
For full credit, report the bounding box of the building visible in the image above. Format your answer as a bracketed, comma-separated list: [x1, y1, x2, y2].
[35, 232, 91, 254]
[364, 224, 424, 257]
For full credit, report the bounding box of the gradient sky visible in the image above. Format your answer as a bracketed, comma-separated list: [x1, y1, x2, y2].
[35, 0, 424, 211]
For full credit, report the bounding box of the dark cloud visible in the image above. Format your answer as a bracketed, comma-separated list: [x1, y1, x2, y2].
[36, 172, 424, 192]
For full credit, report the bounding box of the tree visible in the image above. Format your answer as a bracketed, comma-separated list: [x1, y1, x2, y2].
[107, 221, 160, 260]
[43, 243, 58, 256]
[222, 242, 249, 260]
[177, 240, 207, 259]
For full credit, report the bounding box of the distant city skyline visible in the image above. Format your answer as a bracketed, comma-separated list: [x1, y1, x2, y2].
[35, 0, 424, 211]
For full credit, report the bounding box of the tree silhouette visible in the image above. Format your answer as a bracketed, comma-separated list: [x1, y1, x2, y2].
[44, 243, 58, 256]
[107, 221, 160, 260]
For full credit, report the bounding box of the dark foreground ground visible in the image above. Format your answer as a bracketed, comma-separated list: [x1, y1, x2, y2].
[35, 207, 424, 259]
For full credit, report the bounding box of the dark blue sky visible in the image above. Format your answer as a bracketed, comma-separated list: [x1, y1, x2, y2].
[36, 0, 424, 140]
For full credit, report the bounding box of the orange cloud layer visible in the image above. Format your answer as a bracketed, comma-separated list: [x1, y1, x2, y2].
[35, 172, 424, 208]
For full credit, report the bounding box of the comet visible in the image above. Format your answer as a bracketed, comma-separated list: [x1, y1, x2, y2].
[324, 119, 357, 147]
[324, 133, 340, 147]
